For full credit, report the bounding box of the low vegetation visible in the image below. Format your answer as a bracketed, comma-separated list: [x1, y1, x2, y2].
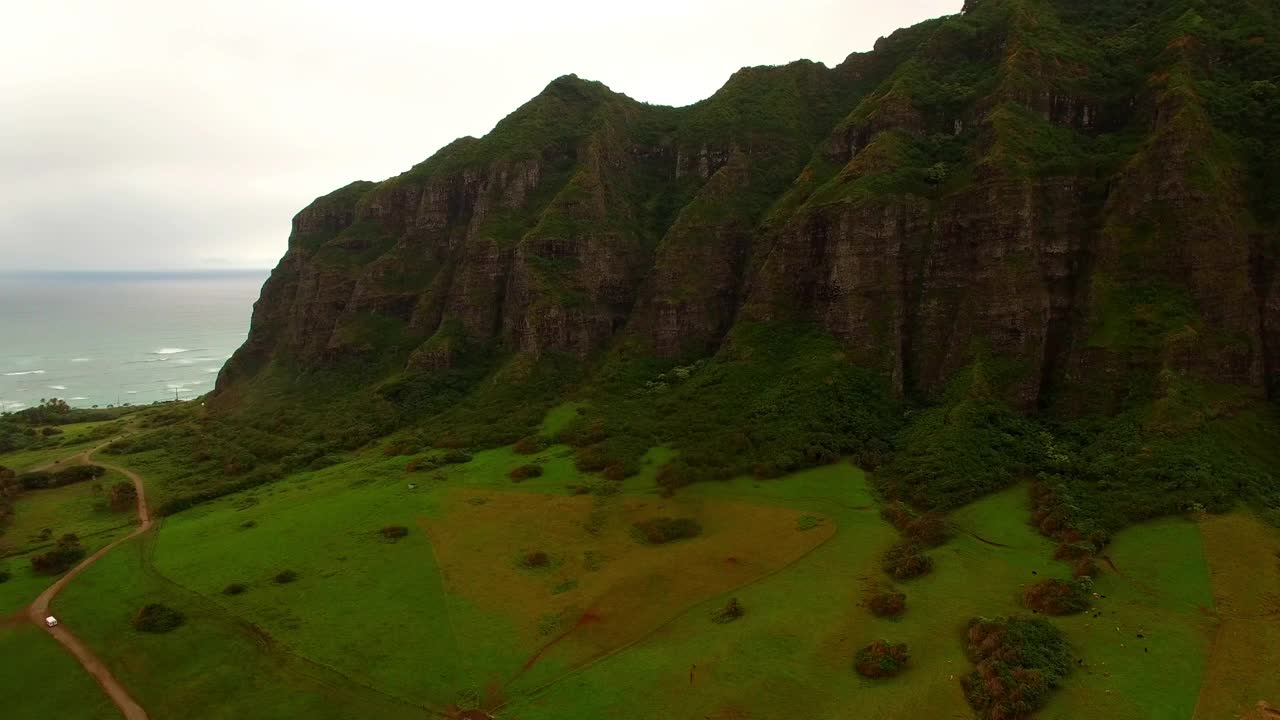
[273, 570, 299, 584]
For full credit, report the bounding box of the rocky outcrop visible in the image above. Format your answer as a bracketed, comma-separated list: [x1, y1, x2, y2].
[218, 0, 1280, 414]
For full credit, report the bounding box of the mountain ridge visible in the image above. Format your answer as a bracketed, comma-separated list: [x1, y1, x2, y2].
[208, 0, 1280, 535]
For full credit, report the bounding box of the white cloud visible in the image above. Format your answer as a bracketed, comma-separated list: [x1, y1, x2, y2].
[0, 0, 959, 270]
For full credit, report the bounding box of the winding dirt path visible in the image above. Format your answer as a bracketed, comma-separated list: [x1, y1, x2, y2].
[26, 441, 151, 720]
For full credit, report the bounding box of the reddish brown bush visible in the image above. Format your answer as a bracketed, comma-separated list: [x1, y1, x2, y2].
[905, 513, 951, 547]
[508, 464, 543, 482]
[380, 526, 409, 541]
[1023, 578, 1090, 615]
[513, 436, 543, 455]
[854, 640, 910, 678]
[879, 502, 914, 532]
[881, 542, 933, 580]
[1071, 557, 1099, 578]
[518, 551, 550, 569]
[867, 589, 907, 618]
[602, 463, 627, 482]
[961, 616, 1070, 720]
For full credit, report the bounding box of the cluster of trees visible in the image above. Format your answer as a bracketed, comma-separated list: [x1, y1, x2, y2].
[16, 464, 106, 490]
[31, 533, 86, 575]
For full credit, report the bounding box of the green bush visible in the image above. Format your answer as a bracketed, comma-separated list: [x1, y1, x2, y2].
[273, 570, 299, 584]
[222, 583, 247, 596]
[132, 604, 185, 633]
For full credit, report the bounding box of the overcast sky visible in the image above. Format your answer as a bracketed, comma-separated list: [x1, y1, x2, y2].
[1, 0, 959, 271]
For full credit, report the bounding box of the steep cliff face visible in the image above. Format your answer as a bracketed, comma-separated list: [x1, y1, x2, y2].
[219, 0, 1280, 419]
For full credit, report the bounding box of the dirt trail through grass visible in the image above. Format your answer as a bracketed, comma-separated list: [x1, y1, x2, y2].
[25, 441, 151, 720]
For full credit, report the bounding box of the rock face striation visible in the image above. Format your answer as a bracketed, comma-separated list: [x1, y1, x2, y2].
[219, 0, 1280, 412]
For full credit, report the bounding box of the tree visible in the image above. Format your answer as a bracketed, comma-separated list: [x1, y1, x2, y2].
[108, 481, 138, 512]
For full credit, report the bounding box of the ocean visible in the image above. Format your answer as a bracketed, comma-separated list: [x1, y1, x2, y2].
[0, 271, 269, 412]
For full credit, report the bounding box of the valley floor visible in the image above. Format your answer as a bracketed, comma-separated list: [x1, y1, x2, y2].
[2, 420, 1278, 719]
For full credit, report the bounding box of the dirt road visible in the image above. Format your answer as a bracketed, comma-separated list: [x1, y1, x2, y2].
[26, 442, 151, 720]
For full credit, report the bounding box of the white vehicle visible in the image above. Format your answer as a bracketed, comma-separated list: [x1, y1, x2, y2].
[44, 616, 58, 628]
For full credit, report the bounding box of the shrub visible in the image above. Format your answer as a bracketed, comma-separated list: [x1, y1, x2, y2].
[518, 551, 551, 569]
[508, 464, 543, 482]
[879, 502, 915, 532]
[854, 640, 910, 678]
[52, 464, 106, 486]
[222, 583, 247, 596]
[904, 513, 951, 547]
[712, 597, 745, 624]
[17, 471, 53, 490]
[962, 616, 1070, 720]
[31, 534, 85, 575]
[881, 542, 934, 580]
[380, 525, 409, 541]
[632, 517, 702, 545]
[440, 450, 472, 465]
[273, 570, 299, 584]
[1023, 578, 1091, 615]
[0, 568, 10, 584]
[108, 481, 137, 512]
[1071, 557, 1099, 578]
[132, 603, 185, 633]
[513, 436, 544, 455]
[867, 589, 907, 618]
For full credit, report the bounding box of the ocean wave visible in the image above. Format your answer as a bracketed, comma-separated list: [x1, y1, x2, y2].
[126, 390, 139, 395]
[205, 368, 220, 373]
[3, 370, 46, 376]
[70, 396, 88, 400]
[152, 348, 190, 355]
[48, 385, 68, 390]
[70, 357, 91, 363]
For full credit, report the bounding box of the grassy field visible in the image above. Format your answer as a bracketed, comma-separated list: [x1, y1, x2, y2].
[0, 623, 121, 719]
[1192, 510, 1280, 719]
[0, 468, 137, 556]
[0, 468, 138, 616]
[6, 422, 1273, 719]
[0, 420, 121, 471]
